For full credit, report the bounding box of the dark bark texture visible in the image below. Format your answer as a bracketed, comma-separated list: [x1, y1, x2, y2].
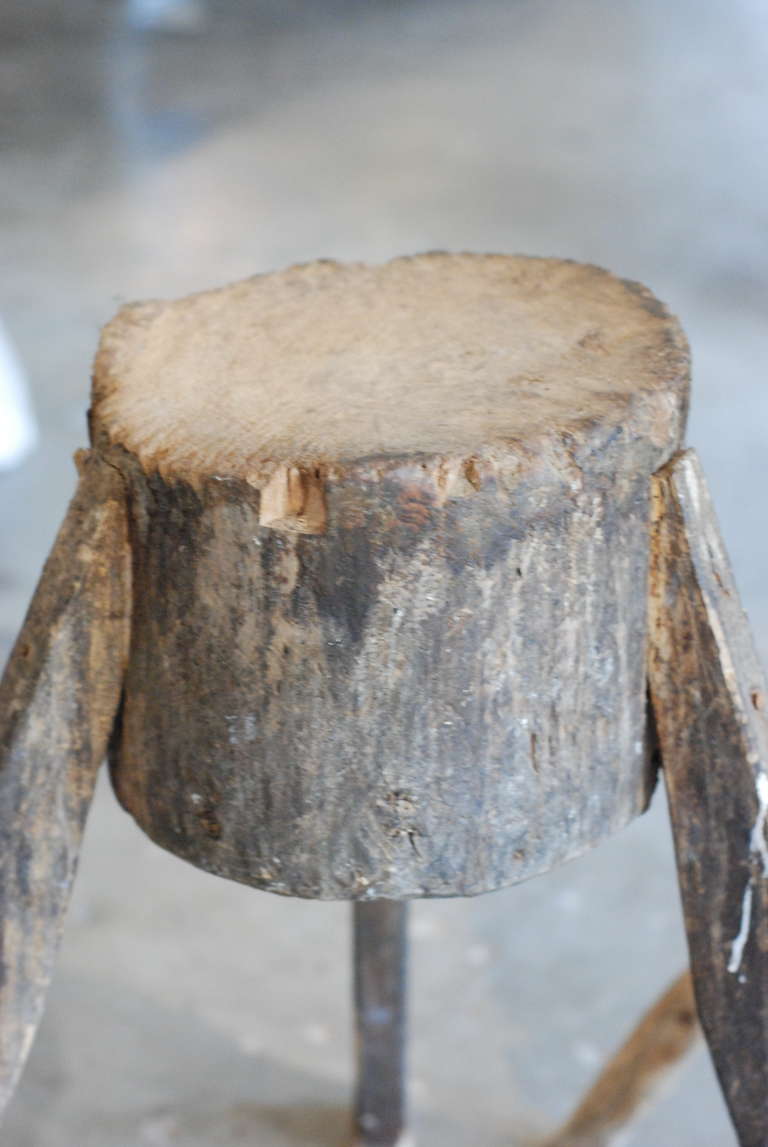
[648, 450, 768, 1147]
[106, 427, 671, 899]
[0, 452, 131, 1113]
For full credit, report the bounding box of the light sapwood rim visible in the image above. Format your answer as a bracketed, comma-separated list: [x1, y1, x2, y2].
[91, 253, 689, 512]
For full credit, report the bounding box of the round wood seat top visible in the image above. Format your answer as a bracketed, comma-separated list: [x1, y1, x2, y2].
[93, 253, 689, 485]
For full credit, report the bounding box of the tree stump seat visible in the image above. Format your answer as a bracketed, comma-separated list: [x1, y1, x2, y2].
[1, 254, 766, 1147]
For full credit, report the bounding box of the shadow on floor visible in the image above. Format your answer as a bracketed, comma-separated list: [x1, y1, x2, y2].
[4, 971, 354, 1147]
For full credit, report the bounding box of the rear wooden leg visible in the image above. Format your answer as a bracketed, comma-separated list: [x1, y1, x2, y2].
[544, 971, 699, 1147]
[352, 900, 408, 1147]
[648, 449, 768, 1147]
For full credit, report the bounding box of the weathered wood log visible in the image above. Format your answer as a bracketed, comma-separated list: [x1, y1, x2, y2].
[89, 254, 689, 899]
[544, 970, 699, 1147]
[648, 450, 768, 1147]
[0, 452, 131, 1112]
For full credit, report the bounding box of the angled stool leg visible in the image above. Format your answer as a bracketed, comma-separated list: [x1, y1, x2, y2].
[545, 970, 699, 1147]
[648, 449, 768, 1147]
[0, 452, 131, 1113]
[353, 901, 408, 1147]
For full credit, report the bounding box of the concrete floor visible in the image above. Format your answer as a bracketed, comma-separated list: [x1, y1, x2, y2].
[2, 0, 767, 1143]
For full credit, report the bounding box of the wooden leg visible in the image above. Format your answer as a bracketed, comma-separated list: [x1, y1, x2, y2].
[544, 970, 699, 1147]
[0, 451, 131, 1116]
[648, 449, 768, 1147]
[352, 900, 408, 1147]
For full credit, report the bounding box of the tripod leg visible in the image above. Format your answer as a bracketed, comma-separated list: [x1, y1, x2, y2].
[648, 449, 768, 1147]
[352, 900, 408, 1147]
[0, 451, 131, 1116]
[544, 970, 699, 1147]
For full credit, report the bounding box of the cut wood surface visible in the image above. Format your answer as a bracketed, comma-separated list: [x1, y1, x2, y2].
[93, 254, 689, 484]
[93, 254, 690, 898]
[648, 449, 768, 1147]
[0, 452, 131, 1115]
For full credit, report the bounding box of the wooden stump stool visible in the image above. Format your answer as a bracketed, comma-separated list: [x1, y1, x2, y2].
[1, 254, 766, 1146]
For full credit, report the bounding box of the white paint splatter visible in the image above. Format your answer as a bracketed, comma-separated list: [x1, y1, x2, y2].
[750, 772, 768, 876]
[224, 713, 258, 746]
[727, 883, 753, 974]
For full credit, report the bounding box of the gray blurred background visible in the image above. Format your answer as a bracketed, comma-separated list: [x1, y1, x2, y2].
[1, 1, 767, 1143]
